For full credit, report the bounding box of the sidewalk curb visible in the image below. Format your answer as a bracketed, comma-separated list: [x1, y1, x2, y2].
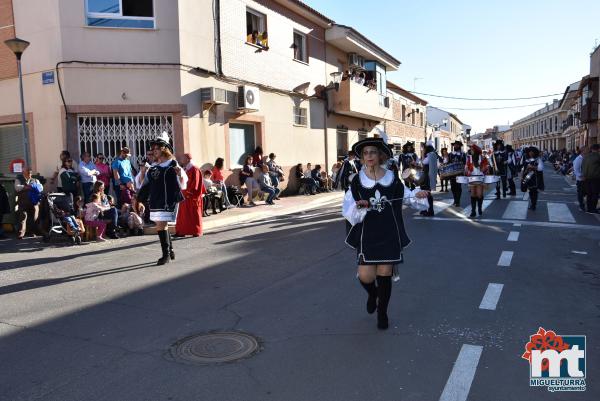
[202, 192, 343, 232]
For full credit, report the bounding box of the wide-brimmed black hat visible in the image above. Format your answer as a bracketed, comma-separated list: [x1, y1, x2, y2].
[402, 141, 415, 152]
[452, 140, 463, 147]
[525, 146, 540, 157]
[150, 131, 173, 152]
[494, 139, 504, 146]
[352, 137, 393, 159]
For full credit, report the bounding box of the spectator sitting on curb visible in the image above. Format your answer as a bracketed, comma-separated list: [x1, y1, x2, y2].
[259, 165, 280, 205]
[240, 155, 260, 207]
[266, 153, 284, 196]
[295, 163, 316, 195]
[84, 193, 110, 242]
[211, 157, 233, 208]
[91, 181, 120, 239]
[311, 164, 327, 192]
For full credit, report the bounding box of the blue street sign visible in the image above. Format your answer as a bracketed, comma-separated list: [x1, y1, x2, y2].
[42, 71, 54, 85]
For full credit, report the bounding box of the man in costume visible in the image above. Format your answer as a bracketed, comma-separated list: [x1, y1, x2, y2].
[175, 153, 203, 237]
[448, 140, 466, 206]
[336, 151, 361, 191]
[505, 144, 517, 196]
[521, 146, 544, 211]
[400, 141, 420, 189]
[492, 139, 508, 199]
[420, 142, 437, 216]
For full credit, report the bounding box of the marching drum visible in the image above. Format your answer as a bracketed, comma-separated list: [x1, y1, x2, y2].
[456, 175, 500, 185]
[401, 168, 424, 186]
[439, 162, 464, 179]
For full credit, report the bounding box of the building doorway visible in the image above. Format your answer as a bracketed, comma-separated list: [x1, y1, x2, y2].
[229, 123, 256, 167]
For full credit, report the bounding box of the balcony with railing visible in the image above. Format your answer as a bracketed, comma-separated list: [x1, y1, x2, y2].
[330, 79, 390, 120]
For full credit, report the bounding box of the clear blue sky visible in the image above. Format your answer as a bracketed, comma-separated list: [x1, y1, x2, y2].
[304, 0, 600, 133]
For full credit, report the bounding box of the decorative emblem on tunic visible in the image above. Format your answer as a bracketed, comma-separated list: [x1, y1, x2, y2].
[369, 190, 388, 212]
[150, 167, 161, 180]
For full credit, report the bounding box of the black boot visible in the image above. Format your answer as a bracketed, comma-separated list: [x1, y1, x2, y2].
[376, 276, 392, 330]
[168, 232, 175, 260]
[477, 197, 483, 216]
[470, 198, 476, 217]
[157, 231, 170, 265]
[359, 279, 377, 314]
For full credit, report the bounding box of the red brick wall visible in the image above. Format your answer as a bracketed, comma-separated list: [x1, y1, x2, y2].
[0, 0, 17, 80]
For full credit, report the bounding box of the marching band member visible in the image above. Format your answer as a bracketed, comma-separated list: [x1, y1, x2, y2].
[420, 142, 437, 216]
[439, 148, 450, 192]
[505, 144, 517, 196]
[343, 137, 429, 330]
[492, 140, 508, 199]
[448, 140, 466, 207]
[465, 144, 489, 217]
[400, 141, 419, 189]
[138, 133, 188, 265]
[521, 146, 544, 210]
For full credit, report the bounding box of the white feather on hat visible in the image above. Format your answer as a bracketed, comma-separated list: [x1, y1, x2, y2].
[426, 140, 434, 147]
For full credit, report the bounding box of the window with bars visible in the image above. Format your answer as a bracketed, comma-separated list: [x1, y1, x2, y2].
[293, 107, 307, 126]
[86, 0, 155, 28]
[77, 114, 173, 168]
[336, 126, 348, 159]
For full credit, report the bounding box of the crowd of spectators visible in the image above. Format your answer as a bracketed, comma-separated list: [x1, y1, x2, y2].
[4, 144, 349, 242]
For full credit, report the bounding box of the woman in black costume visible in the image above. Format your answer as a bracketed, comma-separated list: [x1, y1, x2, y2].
[343, 138, 429, 330]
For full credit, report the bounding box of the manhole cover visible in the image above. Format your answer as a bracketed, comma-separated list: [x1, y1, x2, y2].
[169, 332, 260, 364]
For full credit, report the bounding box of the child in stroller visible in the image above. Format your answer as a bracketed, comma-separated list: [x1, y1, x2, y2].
[46, 193, 85, 244]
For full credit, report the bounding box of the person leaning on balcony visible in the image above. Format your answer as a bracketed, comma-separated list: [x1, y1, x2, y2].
[582, 143, 600, 214]
[240, 155, 260, 206]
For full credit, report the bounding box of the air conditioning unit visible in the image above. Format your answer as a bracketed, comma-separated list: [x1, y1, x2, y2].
[200, 87, 228, 105]
[348, 53, 365, 69]
[237, 85, 260, 111]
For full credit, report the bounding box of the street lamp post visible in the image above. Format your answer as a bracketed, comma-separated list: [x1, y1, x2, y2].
[4, 37, 31, 170]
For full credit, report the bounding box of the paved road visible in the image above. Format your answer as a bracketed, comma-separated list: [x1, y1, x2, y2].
[1, 168, 598, 401]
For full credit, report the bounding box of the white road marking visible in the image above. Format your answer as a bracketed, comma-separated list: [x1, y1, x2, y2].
[546, 202, 575, 223]
[502, 201, 528, 220]
[522, 192, 529, 201]
[571, 250, 588, 255]
[497, 251, 513, 267]
[414, 198, 454, 216]
[479, 283, 504, 310]
[507, 231, 519, 242]
[439, 344, 483, 401]
[413, 216, 600, 231]
[462, 200, 493, 216]
[513, 223, 521, 227]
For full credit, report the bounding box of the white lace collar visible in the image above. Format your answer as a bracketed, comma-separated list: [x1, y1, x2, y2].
[359, 168, 394, 188]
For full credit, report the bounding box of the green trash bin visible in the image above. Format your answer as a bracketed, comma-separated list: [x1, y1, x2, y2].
[0, 174, 17, 232]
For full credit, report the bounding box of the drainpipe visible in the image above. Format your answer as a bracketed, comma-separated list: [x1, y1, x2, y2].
[323, 43, 329, 172]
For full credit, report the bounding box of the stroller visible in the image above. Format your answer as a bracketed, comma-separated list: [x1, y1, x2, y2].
[44, 193, 84, 245]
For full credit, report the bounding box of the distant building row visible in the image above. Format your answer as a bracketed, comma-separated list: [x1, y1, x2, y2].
[506, 45, 600, 151]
